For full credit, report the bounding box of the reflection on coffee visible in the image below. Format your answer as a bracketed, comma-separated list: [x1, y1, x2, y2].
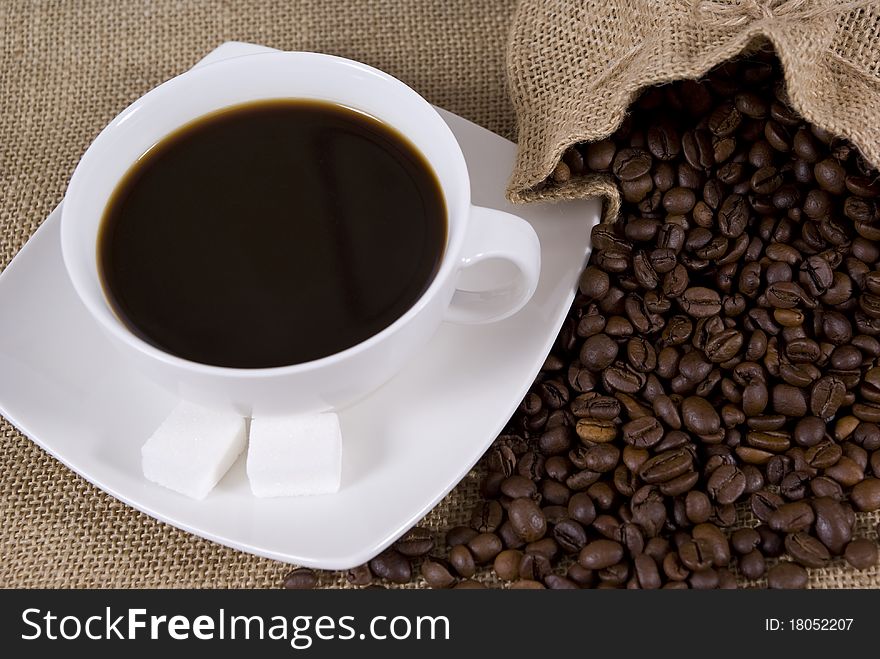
[99, 100, 447, 368]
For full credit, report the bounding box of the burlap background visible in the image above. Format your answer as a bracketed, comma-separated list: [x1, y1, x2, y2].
[506, 0, 880, 216]
[0, 0, 877, 588]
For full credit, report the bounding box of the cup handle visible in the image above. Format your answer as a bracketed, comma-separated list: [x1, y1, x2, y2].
[444, 205, 541, 324]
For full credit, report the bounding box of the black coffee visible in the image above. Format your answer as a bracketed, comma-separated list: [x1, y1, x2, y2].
[99, 99, 446, 368]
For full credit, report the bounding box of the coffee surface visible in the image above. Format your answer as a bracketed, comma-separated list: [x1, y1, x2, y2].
[99, 100, 446, 368]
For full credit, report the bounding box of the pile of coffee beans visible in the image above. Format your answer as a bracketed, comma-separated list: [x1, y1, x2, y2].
[284, 50, 880, 589]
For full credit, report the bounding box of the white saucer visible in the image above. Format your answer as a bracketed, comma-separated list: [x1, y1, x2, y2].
[0, 42, 600, 569]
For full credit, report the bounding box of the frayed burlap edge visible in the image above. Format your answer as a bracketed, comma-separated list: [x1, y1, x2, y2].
[520, 175, 622, 224]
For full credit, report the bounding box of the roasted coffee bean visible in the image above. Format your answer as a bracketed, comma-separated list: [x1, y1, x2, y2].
[630, 553, 660, 589]
[681, 396, 721, 435]
[709, 101, 741, 137]
[658, 471, 700, 497]
[468, 501, 503, 535]
[501, 475, 539, 500]
[651, 394, 681, 430]
[341, 563, 373, 588]
[679, 287, 722, 318]
[739, 550, 766, 580]
[602, 363, 646, 394]
[751, 490, 784, 522]
[707, 464, 747, 504]
[785, 531, 831, 568]
[766, 282, 809, 309]
[678, 539, 713, 571]
[622, 416, 664, 448]
[792, 416, 827, 448]
[779, 362, 819, 389]
[594, 515, 623, 543]
[542, 504, 570, 525]
[731, 528, 761, 555]
[687, 568, 719, 590]
[539, 425, 572, 456]
[613, 148, 653, 181]
[799, 256, 834, 296]
[582, 444, 621, 473]
[844, 538, 879, 570]
[746, 421, 788, 442]
[812, 497, 853, 554]
[815, 158, 847, 194]
[507, 498, 547, 543]
[682, 129, 714, 169]
[467, 533, 503, 563]
[825, 456, 865, 487]
[283, 568, 318, 590]
[579, 266, 611, 300]
[488, 444, 518, 476]
[780, 470, 811, 500]
[553, 518, 588, 553]
[493, 549, 523, 581]
[749, 166, 782, 195]
[850, 478, 880, 511]
[765, 120, 792, 152]
[704, 328, 744, 362]
[639, 449, 693, 484]
[810, 475, 844, 500]
[757, 524, 785, 558]
[626, 336, 657, 372]
[647, 121, 681, 161]
[576, 417, 618, 444]
[421, 558, 456, 588]
[570, 393, 620, 420]
[772, 384, 808, 417]
[605, 315, 634, 337]
[579, 539, 625, 570]
[805, 439, 842, 469]
[497, 520, 525, 550]
[370, 549, 412, 584]
[448, 545, 476, 578]
[585, 140, 616, 171]
[394, 526, 435, 557]
[631, 251, 659, 289]
[543, 575, 579, 590]
[544, 456, 571, 481]
[742, 381, 769, 417]
[692, 523, 731, 567]
[567, 492, 597, 526]
[733, 91, 768, 118]
[517, 451, 546, 480]
[661, 551, 689, 582]
[679, 350, 712, 381]
[767, 562, 808, 589]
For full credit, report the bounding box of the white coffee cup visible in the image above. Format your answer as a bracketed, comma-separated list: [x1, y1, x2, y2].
[61, 51, 541, 415]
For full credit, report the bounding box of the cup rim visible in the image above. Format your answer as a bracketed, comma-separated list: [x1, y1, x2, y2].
[61, 51, 470, 378]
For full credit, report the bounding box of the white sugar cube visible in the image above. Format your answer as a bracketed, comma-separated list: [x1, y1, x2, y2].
[141, 401, 246, 499]
[247, 413, 342, 497]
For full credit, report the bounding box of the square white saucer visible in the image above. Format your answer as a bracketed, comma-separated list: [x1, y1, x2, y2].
[0, 42, 600, 569]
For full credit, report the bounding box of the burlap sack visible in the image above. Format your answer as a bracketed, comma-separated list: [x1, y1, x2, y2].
[506, 0, 880, 219]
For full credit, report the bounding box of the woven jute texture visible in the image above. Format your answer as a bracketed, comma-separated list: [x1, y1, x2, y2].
[506, 0, 880, 220]
[1, 0, 877, 588]
[0, 0, 515, 588]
